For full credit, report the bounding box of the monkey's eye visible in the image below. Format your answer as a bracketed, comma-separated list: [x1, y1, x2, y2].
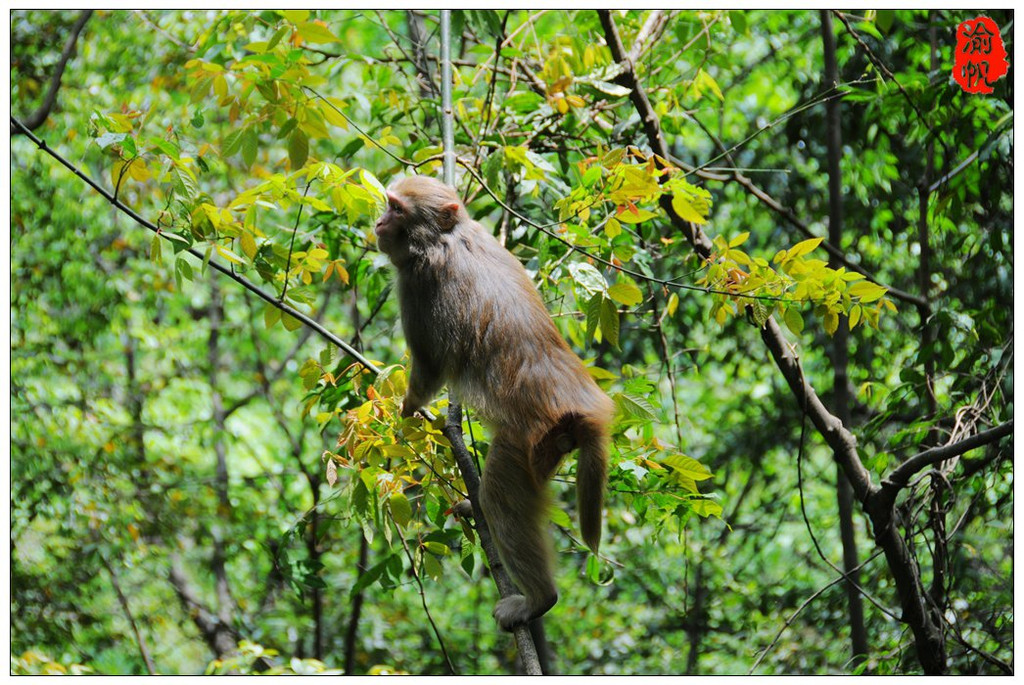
[391, 203, 404, 215]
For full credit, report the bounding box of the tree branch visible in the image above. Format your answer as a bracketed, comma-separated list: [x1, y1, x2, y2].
[881, 420, 1014, 500]
[10, 115, 379, 377]
[100, 553, 158, 674]
[597, 9, 950, 674]
[12, 10, 93, 134]
[168, 551, 240, 657]
[442, 404, 543, 675]
[628, 10, 670, 64]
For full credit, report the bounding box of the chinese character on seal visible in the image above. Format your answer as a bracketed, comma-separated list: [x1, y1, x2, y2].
[953, 17, 1008, 94]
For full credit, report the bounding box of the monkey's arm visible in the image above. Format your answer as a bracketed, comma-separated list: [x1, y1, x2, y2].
[401, 350, 444, 417]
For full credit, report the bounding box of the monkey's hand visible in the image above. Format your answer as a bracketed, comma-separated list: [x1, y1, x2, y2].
[400, 398, 426, 419]
[450, 499, 474, 519]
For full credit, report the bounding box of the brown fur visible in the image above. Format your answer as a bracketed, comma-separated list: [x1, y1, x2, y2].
[375, 176, 614, 630]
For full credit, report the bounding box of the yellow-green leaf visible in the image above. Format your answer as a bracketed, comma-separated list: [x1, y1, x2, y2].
[604, 217, 622, 239]
[671, 193, 707, 224]
[783, 307, 804, 335]
[150, 234, 162, 264]
[548, 507, 571, 528]
[607, 281, 643, 306]
[616, 207, 657, 224]
[788, 237, 823, 258]
[662, 454, 713, 493]
[215, 244, 245, 265]
[389, 492, 412, 528]
[264, 304, 281, 329]
[288, 129, 309, 169]
[691, 499, 723, 518]
[824, 310, 839, 336]
[423, 541, 450, 556]
[848, 281, 887, 303]
[849, 304, 862, 329]
[728, 232, 750, 248]
[280, 9, 310, 23]
[240, 231, 258, 259]
[297, 21, 338, 44]
[666, 292, 679, 318]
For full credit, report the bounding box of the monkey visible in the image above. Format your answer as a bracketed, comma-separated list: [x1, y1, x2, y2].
[374, 175, 614, 630]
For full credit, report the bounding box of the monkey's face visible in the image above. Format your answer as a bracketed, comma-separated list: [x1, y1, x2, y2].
[375, 177, 464, 265]
[374, 192, 409, 256]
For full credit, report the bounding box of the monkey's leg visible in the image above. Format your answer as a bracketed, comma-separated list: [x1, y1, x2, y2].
[478, 434, 558, 631]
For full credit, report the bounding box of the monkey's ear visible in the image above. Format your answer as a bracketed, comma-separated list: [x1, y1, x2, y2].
[438, 202, 461, 231]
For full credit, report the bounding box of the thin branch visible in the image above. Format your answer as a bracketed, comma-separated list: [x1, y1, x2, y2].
[881, 420, 1014, 499]
[12, 9, 93, 134]
[929, 115, 1012, 193]
[598, 9, 950, 673]
[168, 550, 240, 657]
[99, 554, 158, 674]
[628, 10, 670, 64]
[10, 116, 380, 377]
[832, 11, 942, 153]
[677, 150, 928, 309]
[442, 404, 543, 675]
[396, 521, 457, 674]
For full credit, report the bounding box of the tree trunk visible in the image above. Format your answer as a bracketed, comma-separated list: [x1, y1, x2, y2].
[820, 9, 869, 664]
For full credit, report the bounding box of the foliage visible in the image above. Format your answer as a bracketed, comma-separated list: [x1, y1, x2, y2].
[10, 8, 1012, 676]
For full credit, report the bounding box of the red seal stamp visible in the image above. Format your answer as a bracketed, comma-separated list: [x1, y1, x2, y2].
[953, 17, 1008, 94]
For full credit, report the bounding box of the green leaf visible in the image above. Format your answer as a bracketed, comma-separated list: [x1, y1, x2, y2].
[616, 207, 657, 224]
[783, 307, 805, 335]
[174, 256, 193, 290]
[662, 454, 713, 493]
[241, 128, 259, 168]
[297, 21, 339, 45]
[569, 262, 608, 295]
[150, 234, 162, 264]
[875, 9, 895, 32]
[607, 281, 643, 307]
[548, 507, 571, 528]
[729, 10, 747, 34]
[267, 25, 290, 51]
[788, 237, 823, 258]
[222, 128, 244, 157]
[389, 492, 412, 528]
[288, 130, 309, 169]
[599, 297, 620, 348]
[848, 281, 887, 303]
[671, 193, 707, 224]
[585, 293, 602, 342]
[616, 392, 657, 421]
[264, 304, 281, 328]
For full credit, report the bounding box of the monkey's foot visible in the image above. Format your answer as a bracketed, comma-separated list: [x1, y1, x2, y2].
[451, 499, 474, 519]
[493, 592, 557, 631]
[493, 595, 532, 631]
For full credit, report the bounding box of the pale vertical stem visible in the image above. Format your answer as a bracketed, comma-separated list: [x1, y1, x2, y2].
[440, 10, 456, 185]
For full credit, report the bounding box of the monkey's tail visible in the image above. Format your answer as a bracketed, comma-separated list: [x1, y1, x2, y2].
[575, 416, 609, 553]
